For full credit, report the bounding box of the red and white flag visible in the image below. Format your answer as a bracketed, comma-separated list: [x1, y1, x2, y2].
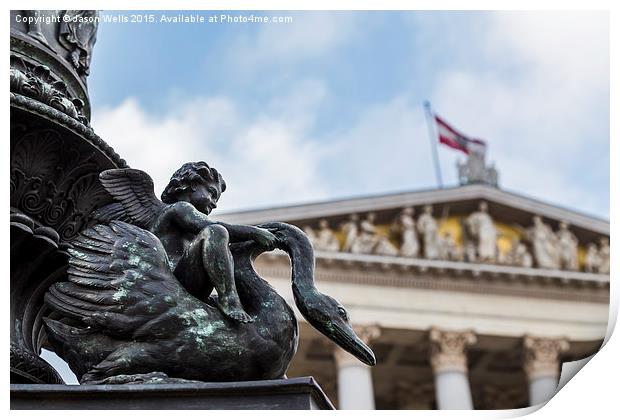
[435, 115, 486, 155]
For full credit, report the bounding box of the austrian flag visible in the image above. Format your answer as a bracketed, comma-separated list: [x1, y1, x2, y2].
[435, 115, 486, 155]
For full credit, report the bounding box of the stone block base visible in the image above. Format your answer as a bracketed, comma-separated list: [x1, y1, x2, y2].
[11, 377, 334, 410]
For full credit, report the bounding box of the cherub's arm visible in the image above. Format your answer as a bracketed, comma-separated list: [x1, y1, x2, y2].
[169, 202, 275, 245]
[217, 221, 275, 244]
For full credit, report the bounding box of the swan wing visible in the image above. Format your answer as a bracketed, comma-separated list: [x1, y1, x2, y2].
[45, 221, 185, 339]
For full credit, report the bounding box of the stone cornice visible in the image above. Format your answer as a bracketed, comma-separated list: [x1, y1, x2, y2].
[257, 251, 609, 303]
[312, 251, 609, 284]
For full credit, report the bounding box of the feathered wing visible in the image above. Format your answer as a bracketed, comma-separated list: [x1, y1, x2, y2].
[93, 169, 165, 228]
[45, 221, 185, 339]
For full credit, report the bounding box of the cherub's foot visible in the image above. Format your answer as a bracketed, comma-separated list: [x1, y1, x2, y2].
[216, 295, 254, 323]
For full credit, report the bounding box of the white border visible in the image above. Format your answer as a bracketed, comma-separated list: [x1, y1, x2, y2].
[4, 1, 616, 419]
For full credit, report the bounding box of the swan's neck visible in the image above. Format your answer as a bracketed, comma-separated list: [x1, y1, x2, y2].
[286, 236, 319, 312]
[231, 226, 317, 320]
[235, 262, 284, 315]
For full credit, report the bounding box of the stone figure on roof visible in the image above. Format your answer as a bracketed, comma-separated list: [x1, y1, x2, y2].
[341, 214, 360, 253]
[508, 238, 533, 268]
[598, 237, 610, 274]
[526, 216, 559, 269]
[303, 225, 317, 244]
[391, 207, 420, 258]
[356, 212, 380, 253]
[556, 222, 578, 271]
[584, 243, 600, 273]
[314, 219, 340, 252]
[441, 231, 462, 261]
[465, 201, 497, 263]
[417, 205, 441, 260]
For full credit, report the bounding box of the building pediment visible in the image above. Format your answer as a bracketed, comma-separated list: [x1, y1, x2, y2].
[217, 184, 609, 276]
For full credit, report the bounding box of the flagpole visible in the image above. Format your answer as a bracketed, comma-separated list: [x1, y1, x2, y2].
[424, 100, 443, 188]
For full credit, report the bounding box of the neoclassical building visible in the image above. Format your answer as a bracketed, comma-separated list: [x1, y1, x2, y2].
[9, 10, 609, 410]
[218, 172, 609, 410]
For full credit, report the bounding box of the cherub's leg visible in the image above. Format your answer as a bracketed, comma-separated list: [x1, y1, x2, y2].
[197, 225, 253, 323]
[174, 225, 252, 322]
[174, 225, 252, 323]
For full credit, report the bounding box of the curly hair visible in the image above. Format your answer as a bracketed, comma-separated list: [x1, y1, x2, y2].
[161, 161, 226, 204]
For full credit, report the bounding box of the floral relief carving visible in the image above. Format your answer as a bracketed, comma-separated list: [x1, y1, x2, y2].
[10, 125, 111, 242]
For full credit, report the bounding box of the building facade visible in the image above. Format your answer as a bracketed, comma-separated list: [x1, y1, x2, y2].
[218, 183, 609, 409]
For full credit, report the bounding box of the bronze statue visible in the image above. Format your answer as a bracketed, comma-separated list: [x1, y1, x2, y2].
[58, 10, 99, 75]
[43, 162, 375, 384]
[92, 162, 277, 323]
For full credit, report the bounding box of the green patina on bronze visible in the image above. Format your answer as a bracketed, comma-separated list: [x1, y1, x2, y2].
[42, 164, 376, 384]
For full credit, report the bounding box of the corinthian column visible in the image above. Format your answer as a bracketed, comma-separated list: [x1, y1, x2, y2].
[429, 328, 477, 410]
[523, 336, 569, 405]
[334, 325, 380, 410]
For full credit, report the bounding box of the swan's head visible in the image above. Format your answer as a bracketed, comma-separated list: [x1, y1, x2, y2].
[296, 290, 376, 366]
[262, 221, 376, 366]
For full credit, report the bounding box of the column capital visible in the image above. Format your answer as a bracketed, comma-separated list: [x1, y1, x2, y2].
[333, 324, 380, 367]
[523, 335, 569, 380]
[429, 328, 477, 374]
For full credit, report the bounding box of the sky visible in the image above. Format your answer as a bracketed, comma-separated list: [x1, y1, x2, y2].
[86, 10, 610, 220]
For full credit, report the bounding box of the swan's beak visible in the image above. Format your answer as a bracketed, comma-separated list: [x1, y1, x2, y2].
[331, 322, 376, 366]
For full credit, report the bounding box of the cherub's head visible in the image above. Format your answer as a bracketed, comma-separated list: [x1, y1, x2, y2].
[161, 161, 226, 215]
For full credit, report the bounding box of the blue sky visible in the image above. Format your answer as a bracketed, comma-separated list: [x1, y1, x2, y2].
[87, 10, 610, 219]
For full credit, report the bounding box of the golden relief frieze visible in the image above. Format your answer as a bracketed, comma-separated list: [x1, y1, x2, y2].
[300, 201, 609, 274]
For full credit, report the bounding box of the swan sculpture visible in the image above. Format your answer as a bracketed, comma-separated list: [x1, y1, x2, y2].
[43, 163, 376, 384]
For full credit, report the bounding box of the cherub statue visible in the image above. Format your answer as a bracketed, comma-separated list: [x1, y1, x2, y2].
[43, 162, 376, 384]
[93, 162, 277, 323]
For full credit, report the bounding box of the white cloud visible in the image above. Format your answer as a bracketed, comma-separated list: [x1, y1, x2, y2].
[92, 83, 330, 213]
[426, 11, 609, 218]
[92, 12, 609, 219]
[321, 96, 434, 194]
[92, 88, 434, 215]
[229, 12, 363, 70]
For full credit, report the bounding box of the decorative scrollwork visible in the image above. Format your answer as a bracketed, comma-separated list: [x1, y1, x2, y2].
[10, 54, 88, 124]
[10, 125, 112, 242]
[10, 93, 127, 169]
[10, 343, 64, 384]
